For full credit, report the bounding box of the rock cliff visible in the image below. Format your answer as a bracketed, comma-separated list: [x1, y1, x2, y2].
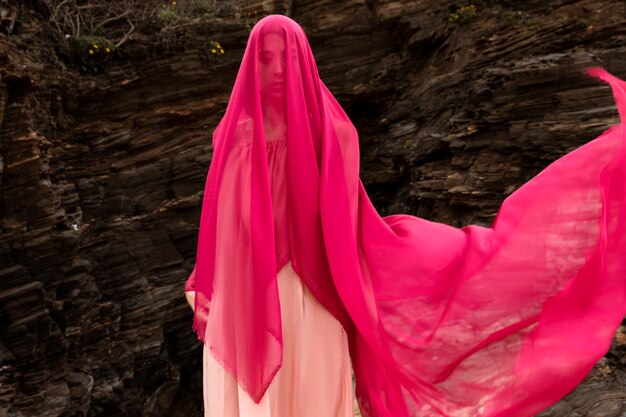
[1, 0, 625, 415]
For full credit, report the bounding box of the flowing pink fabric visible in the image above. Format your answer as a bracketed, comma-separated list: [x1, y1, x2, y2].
[186, 13, 626, 417]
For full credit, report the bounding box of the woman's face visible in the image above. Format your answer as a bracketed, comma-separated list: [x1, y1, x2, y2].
[258, 32, 296, 99]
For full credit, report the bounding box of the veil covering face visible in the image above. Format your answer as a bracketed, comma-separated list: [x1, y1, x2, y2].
[191, 13, 354, 405]
[189, 14, 626, 417]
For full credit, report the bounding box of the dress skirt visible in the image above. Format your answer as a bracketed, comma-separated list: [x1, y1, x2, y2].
[202, 259, 355, 417]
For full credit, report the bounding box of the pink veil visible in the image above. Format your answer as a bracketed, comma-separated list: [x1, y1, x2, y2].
[189, 13, 352, 405]
[187, 14, 626, 417]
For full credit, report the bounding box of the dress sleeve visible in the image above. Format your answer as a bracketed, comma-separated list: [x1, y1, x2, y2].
[184, 265, 197, 291]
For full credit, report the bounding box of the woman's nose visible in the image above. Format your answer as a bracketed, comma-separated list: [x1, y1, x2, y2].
[275, 58, 285, 74]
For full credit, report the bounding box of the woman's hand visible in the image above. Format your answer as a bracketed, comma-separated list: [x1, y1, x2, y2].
[185, 289, 210, 332]
[185, 290, 196, 311]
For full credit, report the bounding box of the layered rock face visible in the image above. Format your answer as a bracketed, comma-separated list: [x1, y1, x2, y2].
[1, 0, 625, 416]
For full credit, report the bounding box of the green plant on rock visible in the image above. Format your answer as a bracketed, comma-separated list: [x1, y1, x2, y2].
[157, 0, 220, 25]
[523, 16, 543, 26]
[69, 35, 115, 74]
[42, 0, 157, 72]
[158, 1, 180, 27]
[190, 0, 214, 19]
[499, 10, 520, 22]
[206, 39, 225, 61]
[448, 4, 477, 25]
[498, 10, 543, 27]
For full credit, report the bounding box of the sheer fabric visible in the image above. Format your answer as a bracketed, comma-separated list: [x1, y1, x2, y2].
[186, 13, 626, 417]
[202, 261, 354, 417]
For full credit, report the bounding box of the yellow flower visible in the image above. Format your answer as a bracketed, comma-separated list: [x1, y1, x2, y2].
[220, 48, 224, 53]
[172, 0, 176, 4]
[105, 47, 111, 53]
[211, 48, 216, 53]
[88, 49, 94, 54]
[93, 44, 99, 49]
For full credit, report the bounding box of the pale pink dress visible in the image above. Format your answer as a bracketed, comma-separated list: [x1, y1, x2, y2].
[202, 137, 355, 417]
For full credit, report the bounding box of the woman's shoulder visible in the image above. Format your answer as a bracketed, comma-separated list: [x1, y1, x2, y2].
[223, 115, 251, 149]
[236, 115, 254, 144]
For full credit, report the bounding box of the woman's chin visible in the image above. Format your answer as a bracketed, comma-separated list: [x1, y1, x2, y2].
[261, 91, 285, 102]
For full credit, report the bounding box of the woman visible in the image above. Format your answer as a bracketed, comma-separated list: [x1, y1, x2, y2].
[186, 18, 355, 416]
[186, 13, 626, 417]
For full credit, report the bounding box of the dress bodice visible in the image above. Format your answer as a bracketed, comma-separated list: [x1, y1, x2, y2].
[240, 137, 291, 268]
